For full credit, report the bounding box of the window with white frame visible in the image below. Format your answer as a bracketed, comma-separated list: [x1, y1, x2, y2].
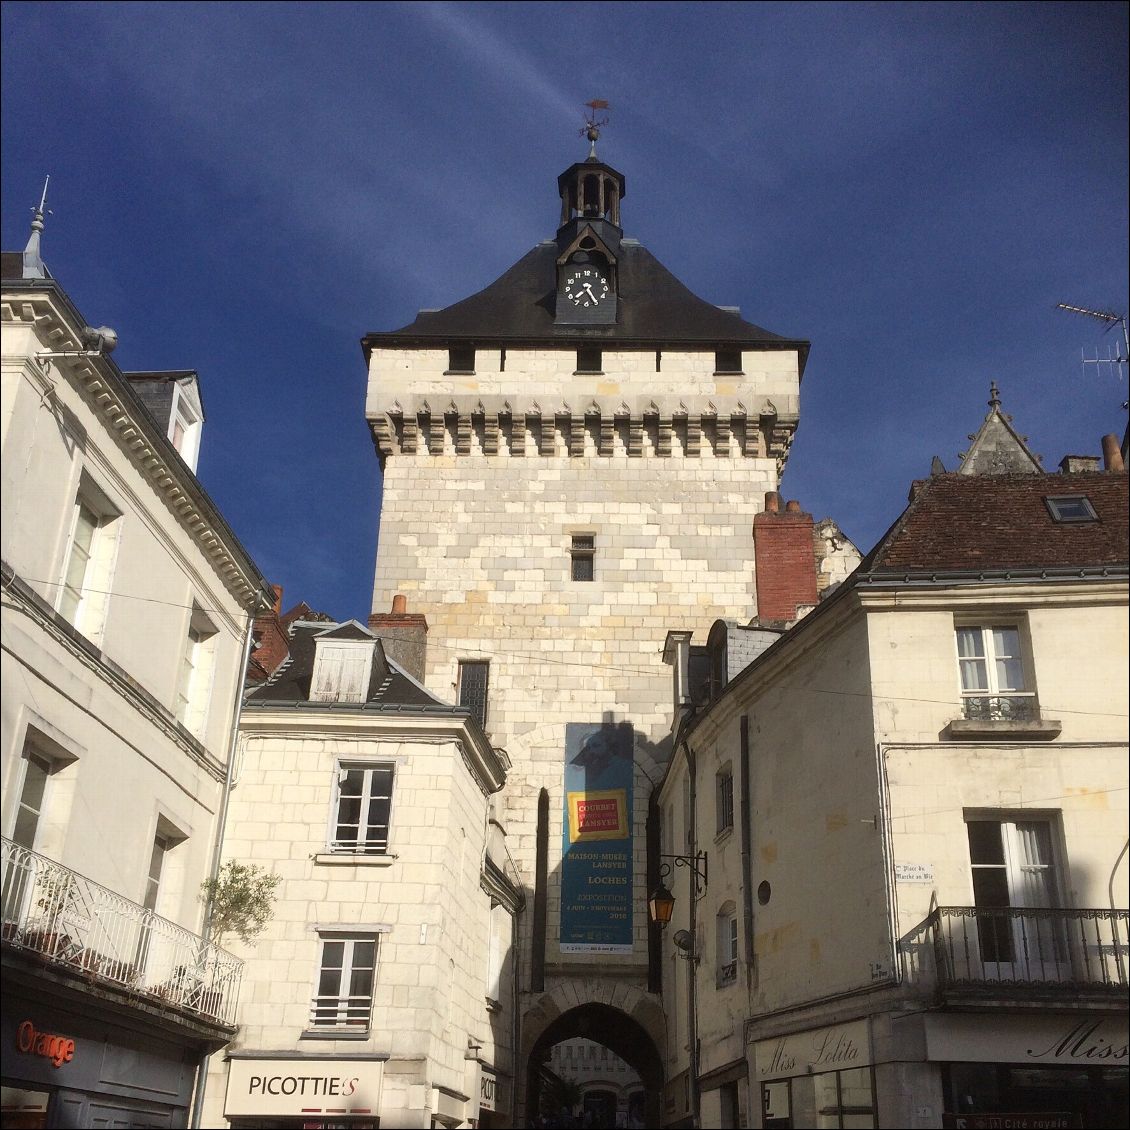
[955, 624, 1034, 721]
[716, 764, 734, 834]
[57, 477, 119, 641]
[716, 902, 738, 987]
[168, 379, 203, 473]
[11, 748, 53, 851]
[331, 763, 394, 854]
[175, 606, 217, 737]
[309, 933, 379, 1031]
[966, 815, 1064, 967]
[135, 826, 180, 970]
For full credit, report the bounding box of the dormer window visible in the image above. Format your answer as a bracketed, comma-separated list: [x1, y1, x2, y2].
[169, 380, 203, 473]
[1045, 495, 1097, 523]
[312, 639, 375, 704]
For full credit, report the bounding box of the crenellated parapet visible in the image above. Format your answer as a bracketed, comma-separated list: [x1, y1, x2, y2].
[369, 396, 797, 470]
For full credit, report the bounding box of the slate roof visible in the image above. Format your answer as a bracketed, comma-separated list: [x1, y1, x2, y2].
[362, 241, 808, 362]
[247, 621, 448, 709]
[125, 370, 206, 431]
[1, 251, 29, 279]
[859, 471, 1129, 576]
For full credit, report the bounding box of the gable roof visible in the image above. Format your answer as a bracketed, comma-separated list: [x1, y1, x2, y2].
[363, 241, 808, 365]
[957, 387, 1044, 475]
[859, 470, 1128, 576]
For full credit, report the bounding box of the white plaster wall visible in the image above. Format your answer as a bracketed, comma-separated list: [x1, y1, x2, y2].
[866, 591, 1130, 745]
[1, 312, 249, 930]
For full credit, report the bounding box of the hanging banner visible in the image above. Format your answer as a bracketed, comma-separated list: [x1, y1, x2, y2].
[560, 722, 634, 953]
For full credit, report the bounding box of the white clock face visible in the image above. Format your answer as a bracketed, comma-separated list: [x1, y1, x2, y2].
[564, 267, 610, 308]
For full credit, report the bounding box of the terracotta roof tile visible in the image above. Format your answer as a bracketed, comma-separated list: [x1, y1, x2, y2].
[864, 471, 1128, 574]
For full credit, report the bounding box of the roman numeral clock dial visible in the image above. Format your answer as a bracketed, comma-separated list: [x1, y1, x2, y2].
[563, 266, 610, 308]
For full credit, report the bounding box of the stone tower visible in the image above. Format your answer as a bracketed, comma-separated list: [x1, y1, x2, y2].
[364, 141, 807, 1120]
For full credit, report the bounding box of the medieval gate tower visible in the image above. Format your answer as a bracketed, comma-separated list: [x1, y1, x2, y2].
[364, 136, 807, 1121]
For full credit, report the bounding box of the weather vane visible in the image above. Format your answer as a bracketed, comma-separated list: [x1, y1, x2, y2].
[580, 99, 610, 158]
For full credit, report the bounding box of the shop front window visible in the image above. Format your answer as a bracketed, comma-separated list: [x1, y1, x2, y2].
[762, 1067, 876, 1129]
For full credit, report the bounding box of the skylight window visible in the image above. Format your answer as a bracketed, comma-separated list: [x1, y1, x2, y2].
[1044, 495, 1097, 523]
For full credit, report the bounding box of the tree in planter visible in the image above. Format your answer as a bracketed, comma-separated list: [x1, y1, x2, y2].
[167, 861, 281, 1018]
[200, 860, 281, 946]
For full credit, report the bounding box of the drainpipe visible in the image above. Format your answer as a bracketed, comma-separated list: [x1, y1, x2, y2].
[1109, 839, 1129, 986]
[189, 607, 258, 1129]
[681, 729, 702, 1130]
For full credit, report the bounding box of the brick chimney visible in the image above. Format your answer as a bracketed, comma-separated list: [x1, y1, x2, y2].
[247, 584, 292, 682]
[368, 595, 428, 681]
[753, 493, 818, 623]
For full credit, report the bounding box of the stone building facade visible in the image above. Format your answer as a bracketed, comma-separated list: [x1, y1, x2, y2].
[655, 400, 1129, 1128]
[199, 619, 520, 1130]
[363, 143, 815, 1123]
[1, 222, 271, 1127]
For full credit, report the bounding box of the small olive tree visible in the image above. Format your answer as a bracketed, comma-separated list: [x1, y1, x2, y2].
[200, 861, 281, 946]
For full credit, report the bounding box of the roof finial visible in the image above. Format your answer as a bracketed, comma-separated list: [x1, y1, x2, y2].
[23, 175, 51, 280]
[580, 99, 610, 159]
[988, 380, 1001, 409]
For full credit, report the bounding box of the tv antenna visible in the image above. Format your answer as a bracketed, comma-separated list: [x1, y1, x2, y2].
[580, 99, 610, 157]
[1056, 302, 1128, 390]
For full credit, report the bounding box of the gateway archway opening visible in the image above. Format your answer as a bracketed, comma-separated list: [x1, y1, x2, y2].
[526, 1003, 662, 1128]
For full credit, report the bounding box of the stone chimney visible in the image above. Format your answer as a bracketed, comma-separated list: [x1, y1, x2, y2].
[1102, 434, 1125, 472]
[368, 595, 428, 681]
[753, 493, 818, 623]
[1059, 455, 1101, 474]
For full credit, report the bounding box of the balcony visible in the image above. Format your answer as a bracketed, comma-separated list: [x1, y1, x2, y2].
[928, 905, 1128, 1002]
[2, 837, 242, 1027]
[942, 694, 1062, 740]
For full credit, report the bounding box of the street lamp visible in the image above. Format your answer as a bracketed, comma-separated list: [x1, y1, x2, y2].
[647, 852, 708, 927]
[648, 882, 675, 927]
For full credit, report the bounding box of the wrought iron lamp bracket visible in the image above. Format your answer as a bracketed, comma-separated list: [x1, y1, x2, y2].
[658, 851, 708, 896]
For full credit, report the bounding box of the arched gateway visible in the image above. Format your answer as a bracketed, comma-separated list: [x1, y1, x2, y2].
[521, 989, 665, 1127]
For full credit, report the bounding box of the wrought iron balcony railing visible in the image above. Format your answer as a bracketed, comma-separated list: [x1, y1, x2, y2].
[960, 693, 1037, 722]
[308, 993, 373, 1030]
[929, 905, 1128, 995]
[2, 836, 242, 1026]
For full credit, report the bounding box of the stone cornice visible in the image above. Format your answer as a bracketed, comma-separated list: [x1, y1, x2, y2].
[481, 855, 526, 913]
[2, 288, 273, 613]
[239, 707, 508, 795]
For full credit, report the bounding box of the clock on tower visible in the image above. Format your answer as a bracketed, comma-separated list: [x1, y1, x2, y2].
[554, 148, 624, 326]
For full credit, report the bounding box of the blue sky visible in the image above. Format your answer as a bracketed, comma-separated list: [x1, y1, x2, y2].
[3, 1, 1127, 620]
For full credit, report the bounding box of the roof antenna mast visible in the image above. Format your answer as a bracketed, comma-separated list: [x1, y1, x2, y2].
[1056, 302, 1129, 397]
[581, 99, 610, 158]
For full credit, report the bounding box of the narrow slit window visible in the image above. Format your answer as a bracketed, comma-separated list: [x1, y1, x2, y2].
[458, 660, 490, 729]
[715, 348, 742, 374]
[448, 346, 475, 373]
[576, 347, 602, 373]
[571, 535, 595, 582]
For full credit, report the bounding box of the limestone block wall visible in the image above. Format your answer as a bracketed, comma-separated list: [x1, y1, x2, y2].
[366, 342, 801, 1025]
[202, 721, 500, 1128]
